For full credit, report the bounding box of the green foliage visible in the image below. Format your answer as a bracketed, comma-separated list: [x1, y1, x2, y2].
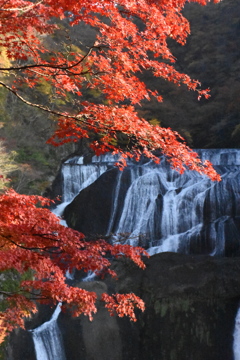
[0, 269, 33, 312]
[0, 89, 76, 194]
[16, 147, 50, 167]
[149, 118, 161, 127]
[36, 79, 53, 96]
[0, 141, 19, 192]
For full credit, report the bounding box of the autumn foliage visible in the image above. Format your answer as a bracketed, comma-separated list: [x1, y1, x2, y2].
[0, 189, 147, 339]
[0, 0, 221, 179]
[0, 0, 221, 342]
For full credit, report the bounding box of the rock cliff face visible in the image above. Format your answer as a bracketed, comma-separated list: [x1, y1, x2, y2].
[7, 253, 240, 360]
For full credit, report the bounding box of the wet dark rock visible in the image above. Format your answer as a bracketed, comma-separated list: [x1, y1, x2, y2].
[64, 167, 133, 237]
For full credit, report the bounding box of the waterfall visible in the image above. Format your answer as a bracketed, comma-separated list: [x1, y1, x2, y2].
[61, 155, 116, 202]
[82, 271, 96, 282]
[111, 155, 240, 255]
[52, 155, 115, 222]
[63, 149, 240, 257]
[31, 304, 66, 360]
[233, 307, 240, 360]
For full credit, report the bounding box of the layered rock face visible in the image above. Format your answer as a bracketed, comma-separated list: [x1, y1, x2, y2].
[7, 253, 240, 360]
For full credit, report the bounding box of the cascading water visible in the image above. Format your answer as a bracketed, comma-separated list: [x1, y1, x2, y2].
[63, 149, 240, 257]
[52, 154, 117, 221]
[233, 306, 240, 360]
[61, 155, 111, 203]
[110, 155, 240, 255]
[31, 304, 66, 360]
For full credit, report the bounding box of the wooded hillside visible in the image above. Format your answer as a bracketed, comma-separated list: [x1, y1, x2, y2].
[140, 0, 240, 148]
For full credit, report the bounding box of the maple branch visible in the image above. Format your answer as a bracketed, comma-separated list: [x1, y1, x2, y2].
[0, 80, 185, 154]
[27, 67, 104, 78]
[31, 233, 60, 242]
[0, 80, 215, 178]
[0, 290, 49, 301]
[1, 233, 62, 254]
[0, 81, 108, 133]
[12, 242, 62, 254]
[14, 32, 40, 59]
[0, 0, 43, 13]
[0, 80, 88, 123]
[0, 290, 16, 296]
[0, 45, 107, 73]
[119, 8, 143, 21]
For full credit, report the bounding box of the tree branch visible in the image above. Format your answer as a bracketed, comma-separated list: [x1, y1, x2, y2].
[0, 290, 49, 301]
[0, 45, 107, 73]
[0, 80, 87, 122]
[0, 0, 43, 13]
[1, 233, 62, 254]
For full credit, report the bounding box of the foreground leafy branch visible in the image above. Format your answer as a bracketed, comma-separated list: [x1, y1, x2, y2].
[0, 190, 148, 339]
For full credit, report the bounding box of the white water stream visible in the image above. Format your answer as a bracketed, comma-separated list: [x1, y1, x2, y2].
[31, 304, 66, 360]
[233, 307, 240, 360]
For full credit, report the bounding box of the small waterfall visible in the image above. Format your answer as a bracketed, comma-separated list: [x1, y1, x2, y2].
[106, 170, 123, 235]
[61, 156, 112, 202]
[31, 304, 66, 360]
[233, 307, 240, 360]
[52, 155, 115, 221]
[82, 271, 96, 282]
[113, 170, 164, 246]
